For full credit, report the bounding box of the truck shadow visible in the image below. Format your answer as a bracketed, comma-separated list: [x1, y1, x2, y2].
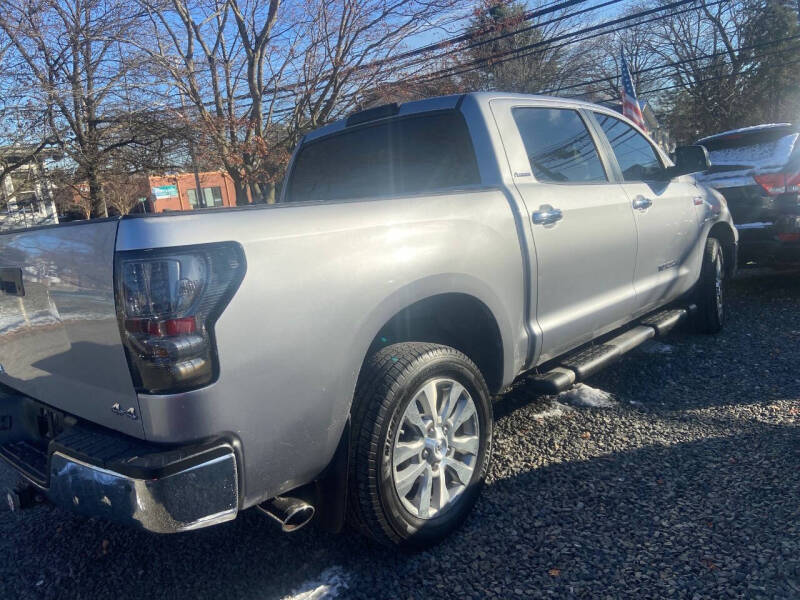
[1, 418, 797, 599]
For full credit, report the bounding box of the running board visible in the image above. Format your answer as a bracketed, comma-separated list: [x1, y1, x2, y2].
[640, 308, 687, 335]
[528, 308, 689, 394]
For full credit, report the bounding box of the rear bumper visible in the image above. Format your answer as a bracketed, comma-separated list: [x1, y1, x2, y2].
[46, 448, 237, 533]
[737, 220, 800, 265]
[0, 388, 239, 533]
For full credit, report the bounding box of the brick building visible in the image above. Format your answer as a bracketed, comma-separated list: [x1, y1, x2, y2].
[146, 171, 248, 212]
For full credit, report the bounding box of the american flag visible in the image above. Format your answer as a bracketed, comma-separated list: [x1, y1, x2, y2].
[620, 49, 647, 132]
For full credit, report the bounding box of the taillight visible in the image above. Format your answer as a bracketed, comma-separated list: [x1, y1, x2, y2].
[115, 242, 246, 394]
[786, 172, 800, 194]
[754, 173, 786, 195]
[754, 172, 800, 195]
[777, 233, 800, 242]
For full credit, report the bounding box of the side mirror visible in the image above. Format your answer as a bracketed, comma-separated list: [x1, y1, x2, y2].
[673, 145, 711, 176]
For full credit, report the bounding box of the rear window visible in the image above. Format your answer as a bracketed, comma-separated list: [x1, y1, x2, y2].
[698, 125, 797, 151]
[285, 111, 481, 203]
[697, 126, 799, 170]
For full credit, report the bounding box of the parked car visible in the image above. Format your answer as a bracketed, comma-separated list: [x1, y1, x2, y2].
[695, 123, 800, 265]
[0, 93, 736, 548]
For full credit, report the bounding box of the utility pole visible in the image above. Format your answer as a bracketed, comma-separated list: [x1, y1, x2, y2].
[179, 89, 204, 209]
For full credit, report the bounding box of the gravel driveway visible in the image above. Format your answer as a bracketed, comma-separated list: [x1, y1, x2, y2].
[1, 271, 798, 600]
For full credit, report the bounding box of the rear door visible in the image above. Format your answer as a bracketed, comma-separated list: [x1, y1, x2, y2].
[490, 100, 639, 362]
[590, 111, 701, 313]
[0, 221, 143, 437]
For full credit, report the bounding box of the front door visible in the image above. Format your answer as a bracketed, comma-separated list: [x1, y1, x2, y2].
[591, 112, 700, 313]
[491, 101, 639, 363]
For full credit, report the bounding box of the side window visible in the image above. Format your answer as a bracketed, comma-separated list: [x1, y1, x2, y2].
[188, 187, 224, 208]
[511, 107, 607, 183]
[594, 113, 664, 181]
[203, 186, 224, 207]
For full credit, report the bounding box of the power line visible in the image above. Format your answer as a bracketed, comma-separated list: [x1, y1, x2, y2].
[261, 0, 710, 114]
[413, 0, 712, 84]
[539, 32, 800, 96]
[562, 47, 800, 104]
[3, 0, 794, 135]
[372, 0, 628, 84]
[250, 0, 606, 102]
[618, 55, 800, 98]
[71, 30, 799, 127]
[164, 0, 619, 116]
[374, 0, 598, 67]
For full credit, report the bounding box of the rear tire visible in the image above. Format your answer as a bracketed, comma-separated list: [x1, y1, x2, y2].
[692, 237, 725, 334]
[347, 343, 493, 549]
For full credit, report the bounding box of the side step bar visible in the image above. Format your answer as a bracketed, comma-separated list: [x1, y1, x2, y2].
[529, 308, 690, 394]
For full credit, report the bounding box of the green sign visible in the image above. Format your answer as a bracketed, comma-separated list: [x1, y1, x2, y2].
[151, 185, 178, 199]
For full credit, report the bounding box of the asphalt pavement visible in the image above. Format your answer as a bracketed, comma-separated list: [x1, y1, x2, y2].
[1, 270, 798, 599]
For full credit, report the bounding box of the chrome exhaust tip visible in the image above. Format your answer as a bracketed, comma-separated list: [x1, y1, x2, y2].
[257, 495, 315, 532]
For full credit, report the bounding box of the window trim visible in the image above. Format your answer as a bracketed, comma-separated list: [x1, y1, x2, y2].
[587, 110, 669, 184]
[284, 108, 482, 203]
[509, 105, 614, 186]
[187, 186, 225, 208]
[187, 188, 199, 208]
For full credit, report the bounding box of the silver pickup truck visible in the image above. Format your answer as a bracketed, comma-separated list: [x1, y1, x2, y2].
[0, 93, 736, 548]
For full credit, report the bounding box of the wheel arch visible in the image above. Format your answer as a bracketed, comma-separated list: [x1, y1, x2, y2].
[708, 221, 737, 277]
[351, 277, 513, 396]
[365, 293, 505, 394]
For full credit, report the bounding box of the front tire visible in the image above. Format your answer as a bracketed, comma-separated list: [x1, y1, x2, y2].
[692, 237, 725, 334]
[347, 343, 493, 548]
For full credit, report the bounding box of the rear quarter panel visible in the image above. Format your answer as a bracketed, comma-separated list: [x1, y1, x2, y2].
[116, 192, 526, 506]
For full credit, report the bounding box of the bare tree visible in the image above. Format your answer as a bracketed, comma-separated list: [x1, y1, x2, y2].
[137, 0, 293, 204]
[0, 31, 59, 189]
[456, 0, 570, 94]
[284, 0, 460, 147]
[650, 0, 750, 140]
[577, 7, 668, 103]
[100, 168, 149, 215]
[50, 171, 93, 220]
[0, 0, 163, 216]
[138, 0, 458, 203]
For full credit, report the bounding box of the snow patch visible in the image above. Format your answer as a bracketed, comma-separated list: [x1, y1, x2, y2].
[282, 567, 349, 600]
[696, 123, 793, 143]
[557, 384, 616, 408]
[532, 400, 573, 419]
[694, 133, 797, 179]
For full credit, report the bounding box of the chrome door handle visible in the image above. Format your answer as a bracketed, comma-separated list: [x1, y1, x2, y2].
[632, 196, 653, 210]
[532, 207, 563, 225]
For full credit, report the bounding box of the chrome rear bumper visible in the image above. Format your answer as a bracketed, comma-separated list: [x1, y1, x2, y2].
[47, 447, 238, 533]
[0, 385, 239, 533]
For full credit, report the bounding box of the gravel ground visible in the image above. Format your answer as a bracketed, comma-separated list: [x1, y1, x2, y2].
[1, 271, 798, 600]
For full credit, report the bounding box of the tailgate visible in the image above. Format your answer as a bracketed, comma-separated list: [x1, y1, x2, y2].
[0, 220, 143, 437]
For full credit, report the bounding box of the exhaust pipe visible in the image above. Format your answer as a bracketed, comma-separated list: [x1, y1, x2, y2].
[257, 495, 315, 532]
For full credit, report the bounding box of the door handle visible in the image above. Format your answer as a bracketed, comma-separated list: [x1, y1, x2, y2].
[532, 206, 563, 225]
[632, 196, 653, 210]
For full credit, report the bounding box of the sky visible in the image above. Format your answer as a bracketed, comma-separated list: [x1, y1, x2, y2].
[405, 0, 633, 49]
